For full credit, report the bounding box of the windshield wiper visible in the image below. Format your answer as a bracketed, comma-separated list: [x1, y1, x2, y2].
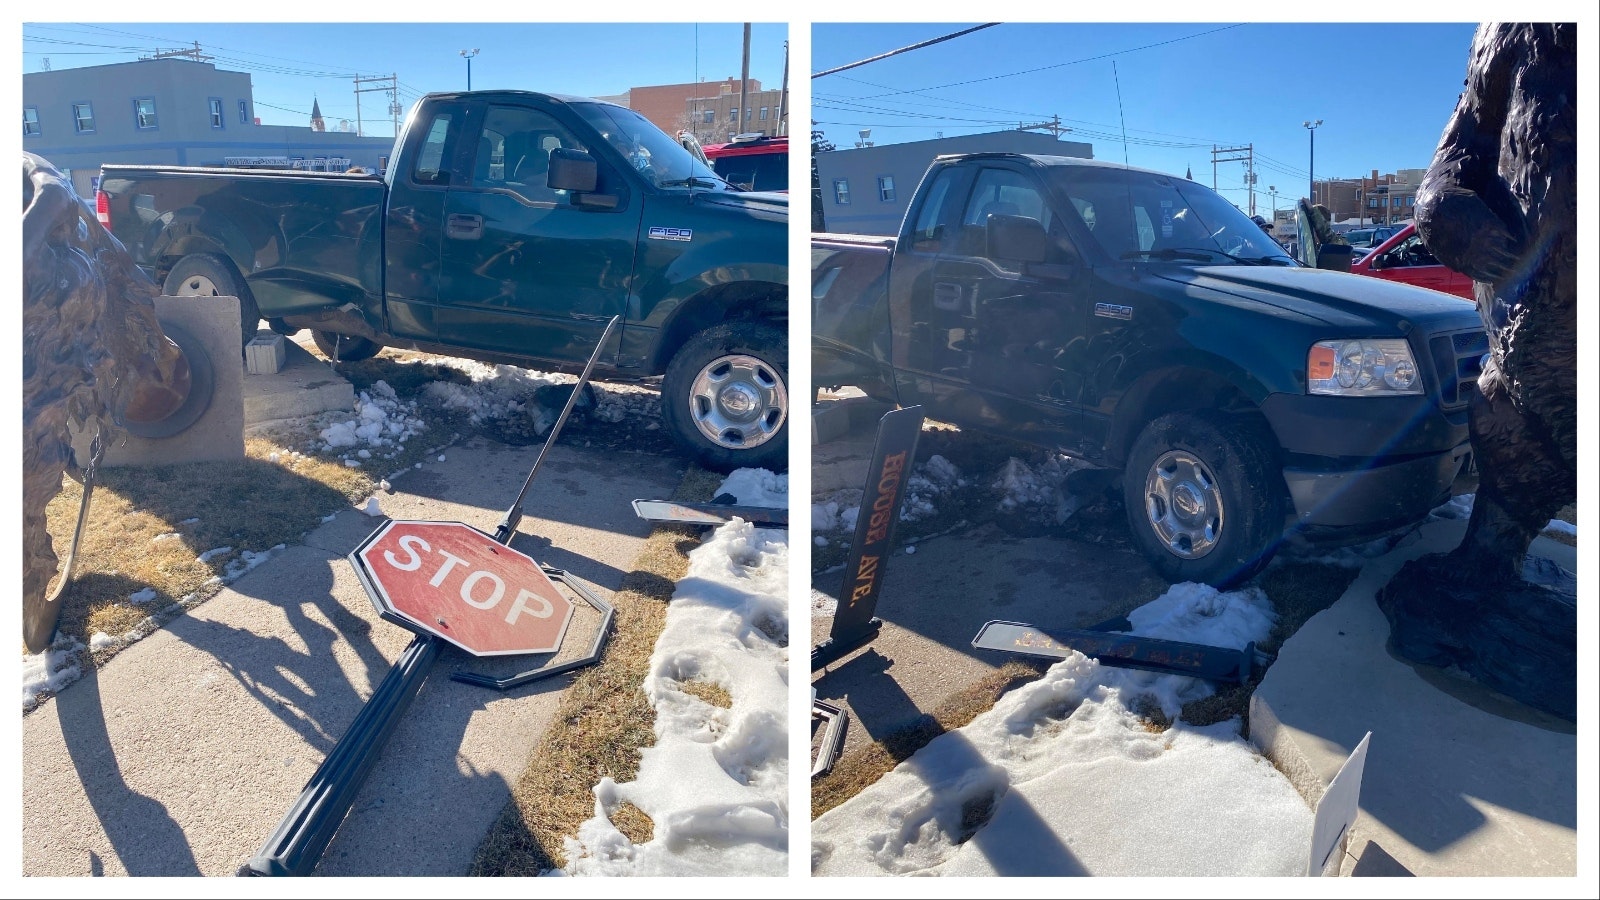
[1121, 248, 1220, 263]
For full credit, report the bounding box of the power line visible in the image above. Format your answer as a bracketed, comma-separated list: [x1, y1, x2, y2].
[813, 24, 1001, 78]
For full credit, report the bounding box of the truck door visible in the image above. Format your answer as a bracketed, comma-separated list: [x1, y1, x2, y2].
[382, 102, 467, 342]
[438, 101, 641, 362]
[897, 163, 1088, 448]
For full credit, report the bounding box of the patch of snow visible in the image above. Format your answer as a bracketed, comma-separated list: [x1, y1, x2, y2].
[563, 520, 788, 876]
[179, 517, 200, 526]
[1429, 492, 1474, 521]
[1544, 519, 1576, 537]
[716, 468, 788, 508]
[23, 634, 86, 709]
[812, 582, 1307, 876]
[358, 497, 384, 517]
[437, 455, 446, 463]
[814, 535, 828, 547]
[900, 454, 963, 523]
[196, 547, 233, 564]
[89, 632, 115, 651]
[222, 546, 283, 583]
[152, 532, 181, 542]
[128, 588, 158, 605]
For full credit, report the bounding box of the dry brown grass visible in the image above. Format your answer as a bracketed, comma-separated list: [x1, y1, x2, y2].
[608, 802, 655, 845]
[37, 437, 373, 657]
[469, 466, 722, 876]
[811, 659, 1044, 819]
[679, 679, 733, 709]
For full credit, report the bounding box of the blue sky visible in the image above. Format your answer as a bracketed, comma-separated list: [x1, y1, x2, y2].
[21, 22, 789, 139]
[813, 22, 1482, 213]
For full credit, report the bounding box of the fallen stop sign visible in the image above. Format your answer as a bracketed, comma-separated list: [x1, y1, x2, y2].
[351, 521, 574, 656]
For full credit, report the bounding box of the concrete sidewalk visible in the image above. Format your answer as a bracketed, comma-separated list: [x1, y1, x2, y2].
[1252, 519, 1579, 877]
[22, 440, 685, 877]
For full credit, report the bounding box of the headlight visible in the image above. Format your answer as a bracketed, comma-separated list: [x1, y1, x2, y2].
[1308, 339, 1422, 396]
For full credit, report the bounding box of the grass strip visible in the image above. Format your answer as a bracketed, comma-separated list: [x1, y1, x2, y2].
[468, 465, 723, 876]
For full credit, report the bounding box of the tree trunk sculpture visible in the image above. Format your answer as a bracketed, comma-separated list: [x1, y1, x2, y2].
[21, 153, 189, 653]
[1378, 23, 1576, 721]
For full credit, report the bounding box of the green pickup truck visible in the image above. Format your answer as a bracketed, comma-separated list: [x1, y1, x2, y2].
[97, 90, 789, 471]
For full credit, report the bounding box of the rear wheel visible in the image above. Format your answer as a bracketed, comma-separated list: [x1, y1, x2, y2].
[1123, 410, 1284, 588]
[661, 321, 788, 472]
[162, 253, 261, 350]
[311, 330, 382, 363]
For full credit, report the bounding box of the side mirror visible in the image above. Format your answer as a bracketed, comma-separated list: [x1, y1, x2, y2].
[986, 214, 1050, 264]
[548, 148, 598, 193]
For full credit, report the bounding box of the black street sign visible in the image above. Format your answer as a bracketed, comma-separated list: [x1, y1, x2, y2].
[972, 620, 1257, 684]
[812, 405, 924, 669]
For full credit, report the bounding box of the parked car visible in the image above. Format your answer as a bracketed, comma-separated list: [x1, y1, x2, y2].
[1350, 223, 1474, 300]
[814, 153, 1483, 586]
[1343, 225, 1401, 249]
[99, 90, 790, 470]
[702, 133, 788, 193]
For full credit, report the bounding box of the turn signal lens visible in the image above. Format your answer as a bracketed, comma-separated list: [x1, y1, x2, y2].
[1308, 339, 1422, 396]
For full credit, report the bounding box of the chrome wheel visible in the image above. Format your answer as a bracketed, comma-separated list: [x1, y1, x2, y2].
[687, 353, 787, 450]
[1143, 450, 1224, 559]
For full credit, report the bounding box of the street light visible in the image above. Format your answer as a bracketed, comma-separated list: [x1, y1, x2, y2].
[1302, 119, 1322, 206]
[460, 49, 479, 91]
[1268, 184, 1277, 221]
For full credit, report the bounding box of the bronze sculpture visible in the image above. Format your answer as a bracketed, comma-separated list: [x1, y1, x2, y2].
[1379, 23, 1576, 721]
[22, 153, 201, 653]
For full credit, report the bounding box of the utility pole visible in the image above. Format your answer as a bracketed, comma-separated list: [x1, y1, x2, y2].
[1212, 144, 1253, 210]
[355, 74, 397, 137]
[738, 24, 751, 137]
[1016, 115, 1066, 138]
[460, 49, 479, 91]
[777, 40, 789, 137]
[143, 41, 213, 63]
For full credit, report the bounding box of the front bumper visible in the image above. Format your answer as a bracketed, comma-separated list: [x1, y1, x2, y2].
[1282, 441, 1473, 540]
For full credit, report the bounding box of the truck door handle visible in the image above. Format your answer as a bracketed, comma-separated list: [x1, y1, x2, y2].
[446, 213, 483, 240]
[933, 282, 963, 310]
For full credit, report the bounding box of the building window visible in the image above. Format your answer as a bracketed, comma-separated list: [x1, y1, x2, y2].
[135, 97, 158, 130]
[1392, 197, 1402, 208]
[239, 100, 249, 124]
[701, 109, 714, 125]
[759, 106, 768, 121]
[24, 107, 40, 136]
[833, 178, 851, 205]
[729, 107, 739, 122]
[878, 175, 895, 202]
[746, 107, 753, 121]
[72, 102, 95, 133]
[209, 98, 225, 129]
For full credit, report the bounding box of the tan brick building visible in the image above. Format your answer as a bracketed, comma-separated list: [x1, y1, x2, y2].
[604, 77, 786, 145]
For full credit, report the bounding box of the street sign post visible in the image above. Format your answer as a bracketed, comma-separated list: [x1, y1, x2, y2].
[352, 521, 574, 656]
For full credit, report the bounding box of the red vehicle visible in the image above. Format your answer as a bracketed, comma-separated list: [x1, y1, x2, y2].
[702, 133, 787, 193]
[1350, 223, 1474, 300]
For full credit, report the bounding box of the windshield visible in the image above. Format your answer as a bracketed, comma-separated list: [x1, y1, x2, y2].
[710, 151, 788, 192]
[1049, 166, 1297, 266]
[573, 103, 730, 191]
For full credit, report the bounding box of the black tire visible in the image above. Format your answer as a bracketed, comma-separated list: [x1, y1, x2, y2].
[661, 320, 788, 472]
[1122, 410, 1285, 588]
[162, 253, 261, 350]
[311, 330, 382, 363]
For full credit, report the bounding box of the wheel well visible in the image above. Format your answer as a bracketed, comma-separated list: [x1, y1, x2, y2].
[653, 281, 786, 371]
[1108, 367, 1264, 466]
[156, 239, 234, 285]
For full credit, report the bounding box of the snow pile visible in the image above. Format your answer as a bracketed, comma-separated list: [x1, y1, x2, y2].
[1543, 518, 1576, 537]
[714, 468, 787, 508]
[1428, 492, 1474, 521]
[812, 582, 1312, 877]
[899, 454, 963, 522]
[23, 634, 85, 710]
[992, 454, 1095, 523]
[423, 361, 564, 431]
[317, 381, 427, 463]
[563, 518, 789, 877]
[222, 545, 286, 582]
[128, 588, 158, 605]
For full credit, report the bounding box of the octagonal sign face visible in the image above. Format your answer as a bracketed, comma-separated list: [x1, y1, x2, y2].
[352, 521, 573, 656]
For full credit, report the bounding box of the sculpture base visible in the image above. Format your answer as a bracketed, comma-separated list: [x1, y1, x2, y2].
[1377, 552, 1576, 722]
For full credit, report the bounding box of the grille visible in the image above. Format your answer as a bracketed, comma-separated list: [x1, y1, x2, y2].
[1429, 329, 1488, 409]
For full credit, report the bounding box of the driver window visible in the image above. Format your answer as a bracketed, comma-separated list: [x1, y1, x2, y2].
[957, 168, 1055, 258]
[472, 106, 587, 204]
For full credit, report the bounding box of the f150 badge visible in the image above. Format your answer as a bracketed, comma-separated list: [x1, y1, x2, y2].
[648, 226, 692, 242]
[1094, 302, 1133, 320]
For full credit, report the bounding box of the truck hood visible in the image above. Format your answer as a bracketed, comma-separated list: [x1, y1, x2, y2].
[1156, 266, 1479, 334]
[692, 189, 788, 223]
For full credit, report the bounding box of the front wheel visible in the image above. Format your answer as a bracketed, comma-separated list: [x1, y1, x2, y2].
[661, 321, 788, 472]
[311, 330, 382, 363]
[1122, 410, 1285, 588]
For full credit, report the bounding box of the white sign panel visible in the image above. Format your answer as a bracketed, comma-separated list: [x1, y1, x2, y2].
[1307, 731, 1372, 876]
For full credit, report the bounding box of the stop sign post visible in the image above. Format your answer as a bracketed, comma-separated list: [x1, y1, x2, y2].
[352, 521, 573, 656]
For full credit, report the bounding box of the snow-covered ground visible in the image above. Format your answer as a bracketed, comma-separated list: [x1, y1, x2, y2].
[561, 470, 789, 876]
[812, 582, 1313, 876]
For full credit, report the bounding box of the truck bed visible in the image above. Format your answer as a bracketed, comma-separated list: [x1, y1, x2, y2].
[812, 232, 896, 396]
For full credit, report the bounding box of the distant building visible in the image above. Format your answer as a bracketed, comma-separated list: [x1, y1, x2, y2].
[814, 130, 1094, 234]
[599, 77, 786, 144]
[1312, 168, 1427, 227]
[24, 57, 397, 197]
